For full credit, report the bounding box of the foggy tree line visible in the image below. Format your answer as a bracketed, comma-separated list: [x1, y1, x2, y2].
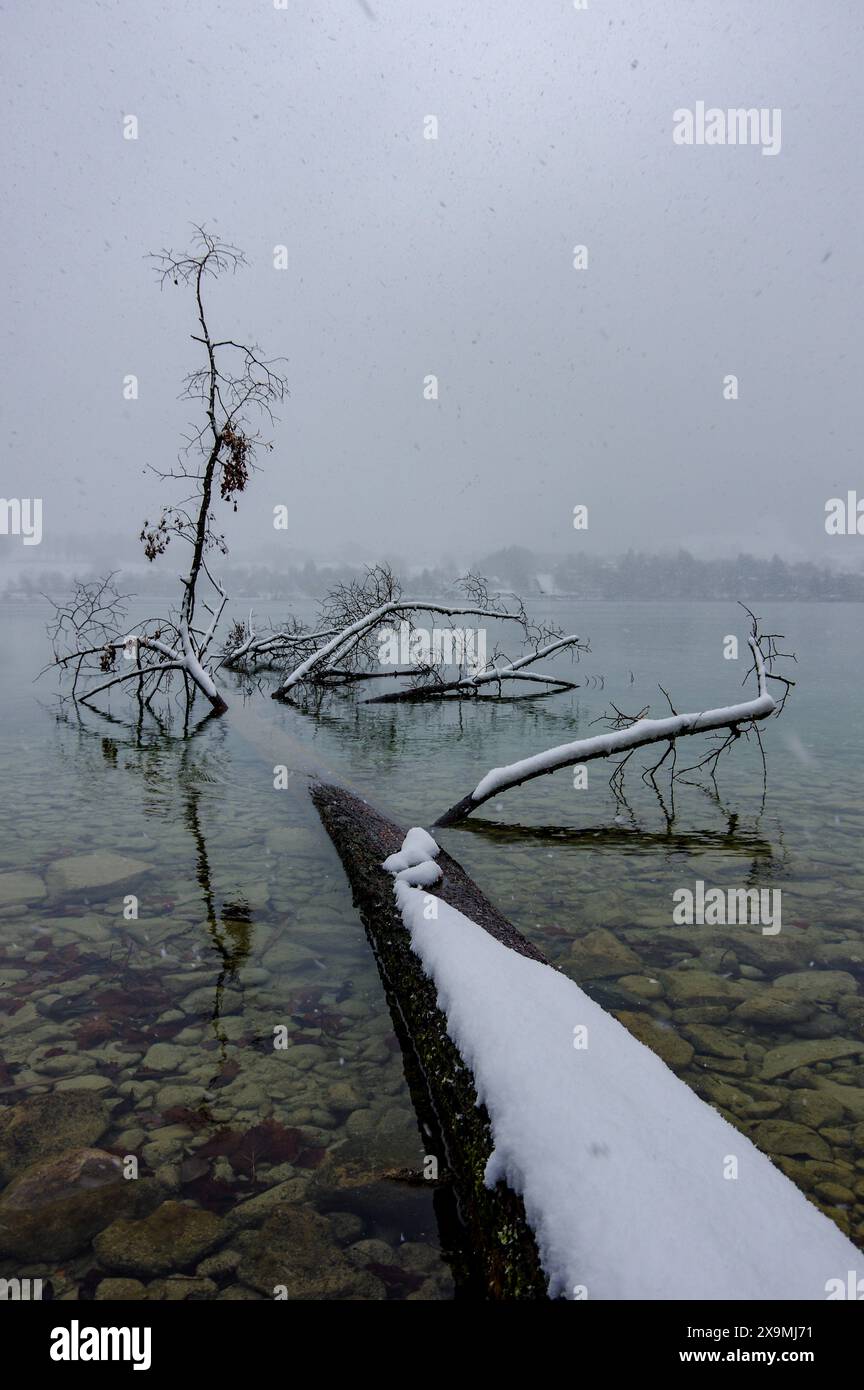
[13, 546, 864, 604]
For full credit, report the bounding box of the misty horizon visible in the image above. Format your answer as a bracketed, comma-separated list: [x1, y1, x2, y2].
[4, 0, 863, 572]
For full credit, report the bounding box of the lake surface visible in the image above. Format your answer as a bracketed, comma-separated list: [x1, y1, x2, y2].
[1, 598, 862, 1299]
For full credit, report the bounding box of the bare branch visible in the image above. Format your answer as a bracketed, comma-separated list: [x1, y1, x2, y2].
[45, 227, 288, 718]
[433, 618, 789, 826]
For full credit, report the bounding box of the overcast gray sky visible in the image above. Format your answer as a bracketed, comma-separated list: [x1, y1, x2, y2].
[3, 0, 862, 566]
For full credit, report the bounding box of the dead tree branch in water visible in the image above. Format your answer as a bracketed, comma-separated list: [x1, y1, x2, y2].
[434, 612, 795, 827]
[223, 565, 588, 704]
[44, 227, 288, 719]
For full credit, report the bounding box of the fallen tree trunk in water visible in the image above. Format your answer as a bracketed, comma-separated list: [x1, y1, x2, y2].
[309, 781, 551, 1300]
[434, 630, 783, 826]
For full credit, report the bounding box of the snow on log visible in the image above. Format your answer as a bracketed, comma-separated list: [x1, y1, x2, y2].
[435, 635, 775, 825]
[391, 870, 861, 1300]
[309, 782, 550, 1299]
[310, 784, 857, 1299]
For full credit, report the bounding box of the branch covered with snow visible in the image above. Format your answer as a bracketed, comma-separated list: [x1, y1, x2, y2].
[253, 565, 588, 703]
[434, 620, 792, 826]
[364, 634, 585, 702]
[43, 574, 230, 715]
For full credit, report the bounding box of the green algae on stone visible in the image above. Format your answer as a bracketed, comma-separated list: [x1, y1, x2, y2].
[761, 1038, 864, 1082]
[0, 1148, 153, 1261]
[568, 928, 643, 979]
[0, 1092, 111, 1184]
[614, 1011, 695, 1072]
[752, 1119, 832, 1161]
[238, 1205, 386, 1300]
[93, 1200, 223, 1277]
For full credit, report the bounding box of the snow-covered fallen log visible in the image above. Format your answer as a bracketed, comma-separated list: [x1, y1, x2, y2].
[311, 784, 858, 1299]
[435, 632, 783, 825]
[309, 782, 550, 1298]
[391, 854, 861, 1300]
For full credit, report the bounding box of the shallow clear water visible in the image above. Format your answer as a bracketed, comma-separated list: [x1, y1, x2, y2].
[1, 599, 862, 1297]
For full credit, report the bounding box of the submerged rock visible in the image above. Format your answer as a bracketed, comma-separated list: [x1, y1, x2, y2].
[140, 1043, 187, 1073]
[55, 1074, 112, 1093]
[0, 1091, 111, 1184]
[196, 1247, 240, 1279]
[145, 1276, 218, 1300]
[327, 1082, 362, 1113]
[45, 850, 152, 900]
[398, 1241, 442, 1273]
[772, 970, 859, 1003]
[761, 1038, 864, 1082]
[238, 1205, 386, 1300]
[711, 930, 813, 975]
[0, 1002, 39, 1037]
[327, 1211, 365, 1243]
[694, 1055, 748, 1076]
[671, 1005, 731, 1024]
[345, 1237, 395, 1267]
[690, 1073, 758, 1117]
[791, 1014, 849, 1040]
[814, 1181, 855, 1206]
[0, 1148, 148, 1260]
[617, 974, 664, 1000]
[614, 1011, 694, 1072]
[224, 1177, 312, 1233]
[812, 941, 864, 971]
[94, 1278, 147, 1300]
[680, 1024, 746, 1059]
[787, 1090, 845, 1130]
[93, 1200, 222, 1277]
[568, 928, 642, 979]
[261, 940, 319, 971]
[0, 871, 47, 908]
[812, 1077, 864, 1122]
[662, 971, 749, 1008]
[752, 1120, 832, 1162]
[734, 991, 815, 1026]
[344, 1108, 376, 1137]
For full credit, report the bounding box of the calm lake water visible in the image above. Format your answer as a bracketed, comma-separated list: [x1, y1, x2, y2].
[1, 598, 862, 1299]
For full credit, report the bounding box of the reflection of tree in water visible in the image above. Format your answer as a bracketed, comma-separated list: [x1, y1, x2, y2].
[460, 807, 791, 886]
[180, 745, 253, 1056]
[54, 702, 255, 1058]
[100, 737, 119, 766]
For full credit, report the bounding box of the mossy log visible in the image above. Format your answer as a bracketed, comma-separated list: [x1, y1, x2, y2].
[309, 781, 552, 1300]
